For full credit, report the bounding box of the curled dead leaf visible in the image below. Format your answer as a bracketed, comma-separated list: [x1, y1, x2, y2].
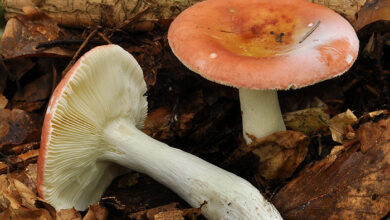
[56, 207, 82, 220]
[328, 109, 358, 144]
[226, 131, 309, 182]
[283, 107, 330, 136]
[83, 204, 108, 220]
[355, 0, 390, 31]
[0, 174, 55, 219]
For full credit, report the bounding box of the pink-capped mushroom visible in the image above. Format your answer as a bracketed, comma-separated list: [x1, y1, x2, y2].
[168, 0, 359, 144]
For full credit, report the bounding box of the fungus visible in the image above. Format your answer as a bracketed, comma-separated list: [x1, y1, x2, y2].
[37, 45, 282, 220]
[168, 0, 359, 144]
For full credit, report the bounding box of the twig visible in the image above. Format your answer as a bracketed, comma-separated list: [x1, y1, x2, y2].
[299, 20, 320, 43]
[98, 32, 113, 44]
[36, 39, 87, 49]
[52, 64, 58, 92]
[116, 6, 150, 30]
[61, 29, 98, 77]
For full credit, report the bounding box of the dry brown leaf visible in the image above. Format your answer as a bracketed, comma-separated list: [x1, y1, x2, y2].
[153, 210, 184, 220]
[13, 72, 52, 103]
[129, 202, 201, 220]
[0, 162, 9, 174]
[0, 12, 73, 59]
[9, 142, 39, 155]
[355, 0, 390, 31]
[56, 208, 82, 220]
[0, 174, 55, 220]
[0, 109, 41, 149]
[143, 104, 197, 140]
[129, 203, 179, 220]
[143, 107, 173, 140]
[328, 109, 358, 144]
[0, 94, 8, 109]
[83, 204, 108, 220]
[273, 115, 390, 220]
[226, 131, 309, 182]
[250, 131, 309, 181]
[12, 163, 38, 195]
[0, 149, 39, 175]
[3, 58, 36, 82]
[16, 149, 39, 164]
[283, 107, 330, 136]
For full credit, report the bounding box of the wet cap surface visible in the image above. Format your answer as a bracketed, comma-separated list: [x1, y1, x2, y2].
[168, 0, 359, 90]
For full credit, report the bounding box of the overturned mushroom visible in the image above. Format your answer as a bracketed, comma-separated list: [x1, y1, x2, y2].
[168, 0, 359, 144]
[37, 45, 282, 220]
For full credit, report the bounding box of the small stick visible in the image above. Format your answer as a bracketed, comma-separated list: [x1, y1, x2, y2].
[52, 63, 58, 93]
[299, 20, 320, 43]
[116, 6, 150, 30]
[98, 32, 113, 44]
[61, 29, 98, 77]
[36, 39, 86, 49]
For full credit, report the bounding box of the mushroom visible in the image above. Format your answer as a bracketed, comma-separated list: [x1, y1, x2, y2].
[37, 45, 283, 220]
[168, 0, 359, 144]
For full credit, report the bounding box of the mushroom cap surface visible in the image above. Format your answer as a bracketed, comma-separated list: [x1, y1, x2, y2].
[168, 0, 359, 90]
[37, 45, 147, 210]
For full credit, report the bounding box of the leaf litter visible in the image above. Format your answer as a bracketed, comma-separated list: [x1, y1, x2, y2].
[0, 1, 389, 219]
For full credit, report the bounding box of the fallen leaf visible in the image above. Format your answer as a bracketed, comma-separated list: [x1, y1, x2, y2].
[3, 58, 35, 82]
[0, 13, 73, 59]
[100, 197, 126, 212]
[12, 163, 38, 195]
[9, 142, 39, 155]
[12, 178, 37, 208]
[143, 106, 173, 140]
[83, 204, 108, 220]
[273, 114, 390, 220]
[283, 107, 330, 136]
[355, 0, 390, 31]
[328, 109, 358, 144]
[181, 207, 202, 219]
[13, 72, 52, 103]
[226, 131, 309, 182]
[56, 208, 82, 220]
[0, 148, 39, 175]
[0, 174, 55, 219]
[154, 210, 184, 220]
[128, 202, 200, 220]
[0, 109, 41, 150]
[0, 93, 8, 109]
[129, 203, 179, 220]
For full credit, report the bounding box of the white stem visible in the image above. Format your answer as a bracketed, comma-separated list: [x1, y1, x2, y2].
[239, 88, 286, 144]
[103, 119, 282, 220]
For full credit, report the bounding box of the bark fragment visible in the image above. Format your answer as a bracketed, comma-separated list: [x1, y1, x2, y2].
[2, 0, 365, 32]
[273, 116, 390, 220]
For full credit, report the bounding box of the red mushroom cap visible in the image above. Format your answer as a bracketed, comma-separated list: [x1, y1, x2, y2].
[168, 0, 359, 90]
